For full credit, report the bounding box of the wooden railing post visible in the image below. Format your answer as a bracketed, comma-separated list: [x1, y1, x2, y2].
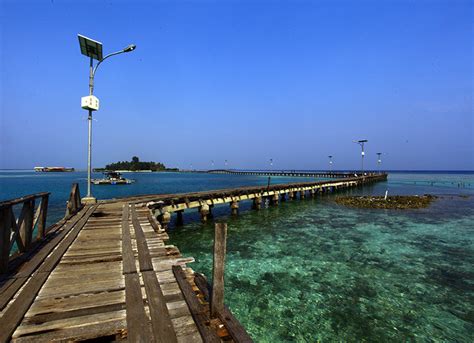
[36, 194, 49, 239]
[211, 222, 227, 318]
[65, 183, 81, 217]
[19, 199, 35, 251]
[74, 183, 81, 210]
[0, 206, 12, 273]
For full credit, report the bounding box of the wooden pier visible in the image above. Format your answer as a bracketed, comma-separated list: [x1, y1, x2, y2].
[0, 173, 387, 342]
[148, 173, 387, 227]
[206, 169, 367, 178]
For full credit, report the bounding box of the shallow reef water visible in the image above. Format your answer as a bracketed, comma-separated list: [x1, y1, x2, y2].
[1, 170, 473, 341]
[169, 176, 474, 342]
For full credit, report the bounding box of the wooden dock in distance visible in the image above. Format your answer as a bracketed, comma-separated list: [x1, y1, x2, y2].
[207, 169, 363, 178]
[147, 173, 387, 227]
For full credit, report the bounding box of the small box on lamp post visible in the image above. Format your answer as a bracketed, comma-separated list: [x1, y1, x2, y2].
[81, 95, 100, 111]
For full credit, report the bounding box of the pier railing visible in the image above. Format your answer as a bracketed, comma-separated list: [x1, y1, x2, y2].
[0, 192, 49, 273]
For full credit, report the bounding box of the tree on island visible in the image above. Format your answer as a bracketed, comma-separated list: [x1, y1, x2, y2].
[104, 157, 177, 171]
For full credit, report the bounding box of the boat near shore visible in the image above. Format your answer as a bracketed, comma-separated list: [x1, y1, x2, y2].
[92, 171, 135, 185]
[34, 166, 75, 172]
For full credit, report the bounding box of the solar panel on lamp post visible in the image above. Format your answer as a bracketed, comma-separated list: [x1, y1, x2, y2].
[353, 140, 368, 175]
[78, 34, 136, 204]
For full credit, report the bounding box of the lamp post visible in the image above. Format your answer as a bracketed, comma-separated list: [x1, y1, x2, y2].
[353, 140, 368, 175]
[376, 152, 382, 173]
[78, 35, 136, 204]
[328, 155, 333, 172]
[269, 158, 273, 169]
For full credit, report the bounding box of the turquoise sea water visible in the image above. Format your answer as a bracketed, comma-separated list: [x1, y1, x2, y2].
[1, 170, 473, 341]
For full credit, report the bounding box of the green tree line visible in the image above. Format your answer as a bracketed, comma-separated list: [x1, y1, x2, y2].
[104, 156, 176, 171]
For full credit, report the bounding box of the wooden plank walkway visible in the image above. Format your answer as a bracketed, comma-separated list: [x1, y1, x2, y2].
[0, 202, 203, 342]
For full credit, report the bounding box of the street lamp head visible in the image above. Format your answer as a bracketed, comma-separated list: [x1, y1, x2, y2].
[123, 44, 136, 53]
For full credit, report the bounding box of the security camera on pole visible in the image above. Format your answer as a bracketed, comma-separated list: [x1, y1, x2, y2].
[78, 34, 136, 204]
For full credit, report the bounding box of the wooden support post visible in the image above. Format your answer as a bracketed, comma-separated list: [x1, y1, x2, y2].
[175, 210, 184, 226]
[211, 223, 227, 318]
[270, 193, 279, 205]
[288, 191, 294, 200]
[36, 194, 49, 239]
[200, 202, 210, 223]
[208, 204, 214, 218]
[230, 200, 239, 215]
[0, 207, 12, 274]
[66, 183, 81, 217]
[19, 199, 34, 251]
[252, 197, 262, 210]
[160, 211, 171, 230]
[300, 190, 305, 199]
[310, 189, 316, 198]
[280, 193, 286, 202]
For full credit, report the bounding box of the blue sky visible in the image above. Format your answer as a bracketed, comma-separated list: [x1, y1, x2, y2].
[1, 0, 472, 170]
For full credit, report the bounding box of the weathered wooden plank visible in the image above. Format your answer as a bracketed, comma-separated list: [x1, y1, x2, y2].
[21, 302, 126, 325]
[131, 204, 178, 343]
[142, 271, 179, 343]
[13, 309, 126, 339]
[130, 205, 154, 272]
[120, 204, 136, 275]
[27, 289, 126, 316]
[124, 273, 151, 342]
[37, 206, 97, 273]
[172, 265, 220, 343]
[13, 318, 126, 342]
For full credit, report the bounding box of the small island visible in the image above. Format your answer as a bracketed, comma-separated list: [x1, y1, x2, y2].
[335, 195, 437, 209]
[94, 156, 179, 172]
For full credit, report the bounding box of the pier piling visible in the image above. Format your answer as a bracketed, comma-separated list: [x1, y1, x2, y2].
[211, 223, 227, 318]
[230, 200, 239, 215]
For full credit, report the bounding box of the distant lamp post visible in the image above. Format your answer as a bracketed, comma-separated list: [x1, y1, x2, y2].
[376, 152, 382, 173]
[328, 155, 333, 172]
[78, 34, 136, 204]
[353, 139, 368, 175]
[269, 158, 273, 169]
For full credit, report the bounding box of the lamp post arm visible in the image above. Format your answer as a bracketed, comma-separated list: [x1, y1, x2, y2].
[92, 50, 127, 80]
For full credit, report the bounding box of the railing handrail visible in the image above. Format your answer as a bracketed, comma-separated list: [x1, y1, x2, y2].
[0, 192, 50, 209]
